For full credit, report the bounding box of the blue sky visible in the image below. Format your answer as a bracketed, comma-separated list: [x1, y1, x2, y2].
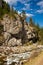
[4, 0, 43, 27]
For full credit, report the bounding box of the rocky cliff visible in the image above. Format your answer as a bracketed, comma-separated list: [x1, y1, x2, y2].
[0, 14, 39, 46]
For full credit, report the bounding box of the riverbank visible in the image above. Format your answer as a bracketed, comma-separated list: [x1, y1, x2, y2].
[0, 45, 43, 65]
[24, 52, 43, 65]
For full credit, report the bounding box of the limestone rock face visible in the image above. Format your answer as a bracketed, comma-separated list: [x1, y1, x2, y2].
[2, 14, 22, 34]
[1, 14, 38, 46]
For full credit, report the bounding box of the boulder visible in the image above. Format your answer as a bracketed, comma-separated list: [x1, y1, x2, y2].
[17, 39, 22, 46]
[4, 32, 11, 45]
[8, 38, 22, 47]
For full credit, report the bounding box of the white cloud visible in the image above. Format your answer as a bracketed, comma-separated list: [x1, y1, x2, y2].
[4, 0, 10, 3]
[17, 10, 34, 17]
[36, 9, 43, 13]
[18, 11, 21, 14]
[25, 3, 29, 6]
[4, 0, 33, 14]
[22, 8, 26, 10]
[25, 3, 30, 9]
[36, 1, 43, 13]
[4, 0, 18, 3]
[26, 13, 34, 17]
[30, 9, 33, 10]
[22, 3, 30, 10]
[37, 1, 43, 8]
[4, 0, 31, 11]
[4, 0, 18, 5]
[4, 0, 30, 4]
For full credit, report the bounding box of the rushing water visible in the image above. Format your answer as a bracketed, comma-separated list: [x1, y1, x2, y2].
[6, 52, 32, 65]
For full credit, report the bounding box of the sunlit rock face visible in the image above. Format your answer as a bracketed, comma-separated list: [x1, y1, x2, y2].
[8, 38, 22, 46]
[3, 14, 22, 34]
[1, 14, 22, 46]
[1, 14, 38, 46]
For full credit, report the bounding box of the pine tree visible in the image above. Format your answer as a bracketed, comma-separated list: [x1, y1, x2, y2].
[0, 0, 10, 18]
[29, 17, 35, 27]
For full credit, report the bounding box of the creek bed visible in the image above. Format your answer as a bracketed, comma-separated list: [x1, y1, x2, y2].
[0, 45, 43, 65]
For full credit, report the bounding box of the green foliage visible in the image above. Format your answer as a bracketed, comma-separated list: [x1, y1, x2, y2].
[39, 28, 43, 40]
[29, 17, 35, 26]
[29, 18, 42, 43]
[0, 0, 10, 18]
[0, 7, 3, 18]
[0, 22, 3, 34]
